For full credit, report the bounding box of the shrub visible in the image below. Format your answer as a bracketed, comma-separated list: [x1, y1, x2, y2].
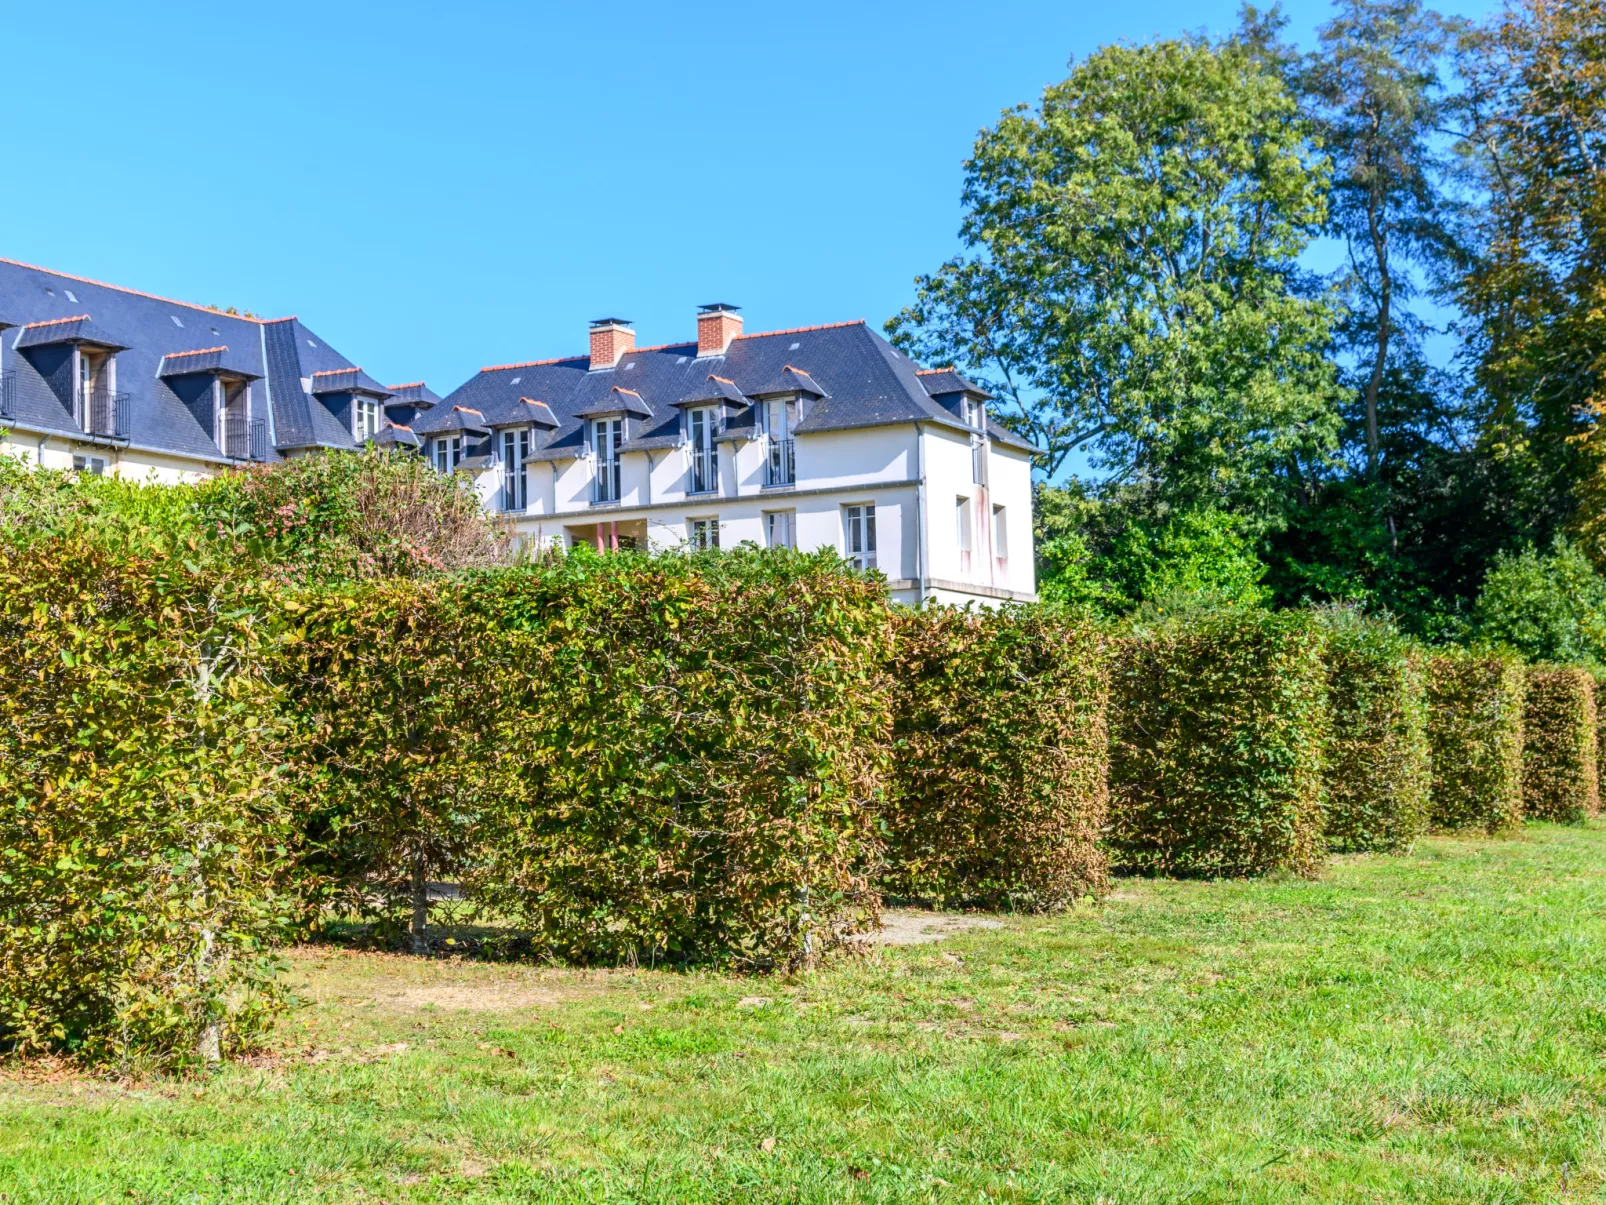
[286, 548, 891, 969]
[882, 605, 1110, 911]
[1107, 609, 1328, 877]
[1521, 667, 1600, 823]
[0, 540, 292, 1066]
[1316, 608, 1431, 852]
[1471, 538, 1606, 670]
[1426, 651, 1525, 833]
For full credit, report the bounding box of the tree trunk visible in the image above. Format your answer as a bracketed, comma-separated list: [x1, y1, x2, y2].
[1365, 192, 1392, 480]
[409, 860, 429, 956]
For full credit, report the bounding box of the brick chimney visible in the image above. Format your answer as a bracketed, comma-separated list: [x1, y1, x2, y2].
[696, 303, 743, 357]
[589, 318, 635, 370]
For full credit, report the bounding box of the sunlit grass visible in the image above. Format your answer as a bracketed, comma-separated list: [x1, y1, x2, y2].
[3, 824, 1603, 1203]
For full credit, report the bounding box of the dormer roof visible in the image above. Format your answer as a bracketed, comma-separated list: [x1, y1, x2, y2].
[486, 397, 560, 429]
[674, 374, 750, 408]
[15, 314, 129, 351]
[750, 365, 826, 398]
[574, 386, 653, 420]
[310, 366, 392, 398]
[158, 345, 262, 379]
[916, 367, 991, 400]
[384, 381, 443, 410]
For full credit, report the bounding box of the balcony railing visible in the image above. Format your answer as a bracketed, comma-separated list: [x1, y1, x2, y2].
[82, 390, 131, 441]
[502, 469, 528, 513]
[1, 371, 14, 423]
[767, 437, 795, 487]
[223, 415, 267, 461]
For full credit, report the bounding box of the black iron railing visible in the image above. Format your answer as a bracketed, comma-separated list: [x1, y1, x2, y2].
[82, 390, 131, 440]
[767, 437, 795, 486]
[1, 371, 14, 423]
[224, 415, 267, 461]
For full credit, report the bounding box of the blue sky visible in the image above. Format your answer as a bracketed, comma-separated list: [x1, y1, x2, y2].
[4, 0, 1494, 399]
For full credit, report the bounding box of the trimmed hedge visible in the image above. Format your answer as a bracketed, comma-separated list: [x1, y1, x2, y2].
[1108, 610, 1328, 877]
[1521, 666, 1600, 823]
[882, 606, 1110, 911]
[1426, 651, 1525, 833]
[1317, 610, 1431, 852]
[0, 540, 292, 1065]
[285, 549, 891, 969]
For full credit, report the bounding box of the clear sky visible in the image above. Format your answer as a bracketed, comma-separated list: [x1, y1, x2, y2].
[2, 0, 1496, 397]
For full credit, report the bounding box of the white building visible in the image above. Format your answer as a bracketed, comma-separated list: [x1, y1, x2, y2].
[418, 306, 1039, 606]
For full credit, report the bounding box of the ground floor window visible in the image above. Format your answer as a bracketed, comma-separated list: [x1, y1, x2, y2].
[689, 517, 720, 551]
[765, 509, 796, 549]
[843, 503, 876, 571]
[72, 454, 107, 476]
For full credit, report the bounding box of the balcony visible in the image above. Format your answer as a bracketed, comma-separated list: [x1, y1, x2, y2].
[766, 437, 795, 487]
[82, 390, 131, 441]
[223, 415, 267, 462]
[1, 371, 14, 423]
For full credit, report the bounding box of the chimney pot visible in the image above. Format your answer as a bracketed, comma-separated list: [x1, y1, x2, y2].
[588, 318, 635, 370]
[696, 303, 743, 357]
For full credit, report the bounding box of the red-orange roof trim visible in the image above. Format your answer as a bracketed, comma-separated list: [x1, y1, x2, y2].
[735, 320, 865, 340]
[164, 345, 229, 358]
[21, 314, 92, 328]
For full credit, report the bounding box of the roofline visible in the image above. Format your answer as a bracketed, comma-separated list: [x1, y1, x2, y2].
[164, 345, 229, 358]
[21, 314, 92, 329]
[0, 257, 293, 324]
[479, 355, 588, 372]
[735, 319, 866, 340]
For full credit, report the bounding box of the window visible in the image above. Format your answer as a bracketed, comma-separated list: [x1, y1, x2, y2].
[501, 427, 530, 512]
[435, 436, 462, 473]
[594, 418, 622, 502]
[956, 495, 973, 572]
[765, 398, 796, 486]
[355, 396, 382, 441]
[993, 504, 1008, 563]
[689, 517, 720, 551]
[971, 434, 988, 486]
[962, 397, 985, 430]
[843, 504, 876, 571]
[765, 509, 796, 549]
[688, 407, 717, 494]
[71, 454, 107, 476]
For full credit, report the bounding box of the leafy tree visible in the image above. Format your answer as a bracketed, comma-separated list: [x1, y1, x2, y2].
[1471, 537, 1606, 667]
[888, 35, 1342, 516]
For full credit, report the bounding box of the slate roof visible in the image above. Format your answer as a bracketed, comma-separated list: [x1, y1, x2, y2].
[310, 366, 391, 397]
[158, 345, 261, 379]
[15, 314, 130, 351]
[385, 381, 442, 410]
[914, 367, 990, 399]
[425, 320, 1042, 459]
[0, 258, 398, 461]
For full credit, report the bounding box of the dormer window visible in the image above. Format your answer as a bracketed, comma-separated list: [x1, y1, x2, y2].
[355, 396, 382, 442]
[763, 397, 797, 487]
[962, 396, 986, 430]
[435, 435, 462, 473]
[688, 407, 718, 495]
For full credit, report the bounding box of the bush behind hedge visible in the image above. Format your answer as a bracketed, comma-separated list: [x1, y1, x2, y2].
[1427, 651, 1525, 833]
[1521, 666, 1600, 824]
[0, 540, 293, 1066]
[1108, 609, 1329, 877]
[882, 605, 1110, 911]
[1316, 608, 1431, 852]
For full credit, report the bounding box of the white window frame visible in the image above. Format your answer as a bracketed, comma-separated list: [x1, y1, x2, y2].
[992, 504, 1008, 563]
[765, 509, 796, 550]
[956, 495, 973, 573]
[501, 427, 530, 512]
[354, 395, 382, 441]
[689, 516, 720, 551]
[435, 435, 463, 473]
[71, 453, 107, 476]
[688, 406, 718, 494]
[843, 503, 876, 572]
[594, 418, 622, 502]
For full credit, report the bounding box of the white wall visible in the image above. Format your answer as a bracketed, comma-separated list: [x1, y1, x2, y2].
[1, 432, 217, 483]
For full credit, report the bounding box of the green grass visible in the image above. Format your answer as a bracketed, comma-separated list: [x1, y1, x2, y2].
[4, 825, 1605, 1203]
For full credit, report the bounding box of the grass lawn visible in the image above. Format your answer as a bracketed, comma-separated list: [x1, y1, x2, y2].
[3, 825, 1604, 1203]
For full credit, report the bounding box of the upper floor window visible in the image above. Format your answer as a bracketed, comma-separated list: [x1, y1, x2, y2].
[962, 397, 985, 430]
[972, 435, 988, 486]
[355, 396, 382, 441]
[688, 407, 717, 494]
[764, 398, 797, 487]
[435, 435, 462, 473]
[76, 348, 123, 438]
[843, 504, 876, 572]
[956, 495, 973, 572]
[594, 418, 622, 503]
[992, 504, 1008, 564]
[502, 427, 530, 512]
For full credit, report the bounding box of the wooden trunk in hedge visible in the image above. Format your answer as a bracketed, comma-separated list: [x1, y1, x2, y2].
[1108, 610, 1328, 878]
[1426, 651, 1525, 833]
[883, 606, 1110, 911]
[0, 539, 292, 1065]
[1318, 612, 1431, 852]
[1521, 666, 1600, 824]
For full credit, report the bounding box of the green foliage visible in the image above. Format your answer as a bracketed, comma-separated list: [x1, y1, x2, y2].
[1471, 538, 1606, 669]
[1426, 650, 1525, 833]
[0, 539, 293, 1066]
[1315, 606, 1430, 852]
[0, 454, 203, 557]
[888, 34, 1341, 514]
[1108, 609, 1329, 877]
[1521, 666, 1600, 824]
[882, 605, 1110, 911]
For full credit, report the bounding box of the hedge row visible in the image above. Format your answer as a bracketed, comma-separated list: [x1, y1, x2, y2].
[1427, 651, 1526, 833]
[882, 606, 1109, 911]
[1522, 667, 1600, 823]
[0, 539, 293, 1065]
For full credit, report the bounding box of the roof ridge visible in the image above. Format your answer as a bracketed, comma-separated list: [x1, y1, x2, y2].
[735, 319, 865, 340]
[22, 314, 92, 328]
[311, 366, 363, 377]
[480, 355, 587, 372]
[0, 257, 292, 323]
[629, 340, 699, 354]
[387, 380, 425, 389]
[914, 366, 957, 376]
[165, 345, 229, 358]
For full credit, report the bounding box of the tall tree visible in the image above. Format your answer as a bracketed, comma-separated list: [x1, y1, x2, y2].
[887, 36, 1341, 518]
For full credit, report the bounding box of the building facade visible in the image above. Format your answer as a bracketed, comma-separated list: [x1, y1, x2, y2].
[416, 305, 1039, 606]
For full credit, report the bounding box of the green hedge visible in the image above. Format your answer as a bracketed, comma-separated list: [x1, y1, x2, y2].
[1521, 666, 1600, 824]
[1317, 610, 1431, 852]
[1426, 651, 1525, 833]
[0, 540, 292, 1065]
[284, 549, 891, 969]
[882, 606, 1110, 911]
[1108, 610, 1328, 877]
